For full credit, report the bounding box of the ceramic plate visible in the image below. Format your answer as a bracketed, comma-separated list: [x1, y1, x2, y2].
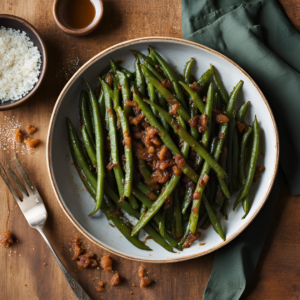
[47, 37, 279, 263]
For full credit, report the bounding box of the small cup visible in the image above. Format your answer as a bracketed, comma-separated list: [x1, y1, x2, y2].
[53, 0, 103, 36]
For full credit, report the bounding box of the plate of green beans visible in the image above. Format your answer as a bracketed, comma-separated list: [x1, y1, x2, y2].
[47, 37, 279, 262]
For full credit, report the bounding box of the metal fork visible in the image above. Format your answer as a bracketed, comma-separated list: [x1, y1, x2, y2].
[0, 154, 92, 300]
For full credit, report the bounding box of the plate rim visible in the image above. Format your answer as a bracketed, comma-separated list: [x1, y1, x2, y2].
[46, 36, 279, 263]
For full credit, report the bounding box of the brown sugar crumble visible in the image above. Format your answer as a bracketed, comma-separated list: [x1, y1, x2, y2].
[138, 266, 145, 277]
[26, 124, 37, 134]
[14, 128, 23, 143]
[100, 254, 112, 271]
[71, 236, 83, 261]
[140, 276, 152, 288]
[96, 281, 105, 292]
[110, 272, 120, 286]
[24, 138, 40, 148]
[0, 230, 14, 248]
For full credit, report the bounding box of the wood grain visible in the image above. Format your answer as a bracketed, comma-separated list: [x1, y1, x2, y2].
[0, 0, 299, 299]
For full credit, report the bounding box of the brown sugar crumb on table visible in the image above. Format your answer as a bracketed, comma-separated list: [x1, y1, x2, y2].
[26, 124, 37, 134]
[14, 128, 23, 143]
[96, 281, 105, 292]
[100, 254, 112, 271]
[71, 236, 83, 261]
[140, 276, 152, 288]
[0, 230, 14, 248]
[110, 272, 120, 286]
[76, 253, 98, 269]
[138, 266, 145, 277]
[24, 138, 40, 148]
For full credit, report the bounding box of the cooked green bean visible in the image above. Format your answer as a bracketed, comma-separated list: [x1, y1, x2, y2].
[144, 100, 228, 180]
[81, 125, 96, 167]
[210, 64, 229, 104]
[117, 106, 133, 198]
[239, 129, 253, 186]
[116, 70, 132, 115]
[197, 68, 213, 89]
[237, 101, 250, 122]
[101, 79, 139, 209]
[159, 210, 166, 237]
[203, 194, 225, 240]
[241, 194, 249, 219]
[149, 47, 188, 111]
[232, 127, 240, 193]
[173, 188, 183, 238]
[80, 90, 95, 144]
[98, 88, 105, 121]
[99, 64, 111, 78]
[134, 58, 147, 97]
[189, 138, 217, 233]
[84, 80, 105, 216]
[181, 185, 194, 214]
[131, 175, 180, 235]
[141, 65, 191, 122]
[137, 159, 152, 181]
[178, 81, 205, 114]
[183, 58, 194, 84]
[220, 197, 229, 220]
[233, 116, 259, 210]
[134, 92, 199, 183]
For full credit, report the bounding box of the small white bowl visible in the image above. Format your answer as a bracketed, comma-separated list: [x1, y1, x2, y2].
[46, 37, 279, 263]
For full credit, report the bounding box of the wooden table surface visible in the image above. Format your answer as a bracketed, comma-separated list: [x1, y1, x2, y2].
[0, 1, 299, 299]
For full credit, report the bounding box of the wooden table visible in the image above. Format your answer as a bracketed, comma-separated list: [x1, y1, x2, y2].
[0, 1, 299, 299]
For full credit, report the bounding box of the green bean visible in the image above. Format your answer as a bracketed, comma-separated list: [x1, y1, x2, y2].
[232, 127, 239, 193]
[134, 180, 158, 198]
[137, 159, 152, 181]
[239, 129, 253, 187]
[144, 100, 228, 180]
[189, 139, 217, 233]
[131, 186, 178, 248]
[131, 175, 180, 236]
[148, 47, 159, 64]
[178, 81, 205, 114]
[182, 185, 194, 214]
[117, 106, 133, 198]
[202, 194, 225, 240]
[216, 175, 230, 199]
[242, 194, 249, 219]
[112, 74, 120, 111]
[178, 220, 191, 250]
[141, 65, 191, 122]
[197, 68, 213, 89]
[98, 88, 105, 121]
[143, 60, 164, 81]
[134, 58, 147, 97]
[159, 210, 166, 237]
[183, 58, 194, 84]
[233, 116, 259, 210]
[103, 199, 152, 251]
[156, 90, 171, 132]
[140, 203, 147, 216]
[120, 67, 135, 81]
[149, 47, 188, 110]
[237, 101, 250, 122]
[81, 125, 96, 167]
[101, 79, 139, 209]
[80, 90, 95, 144]
[116, 70, 132, 115]
[173, 188, 183, 238]
[110, 58, 119, 79]
[210, 64, 229, 104]
[134, 93, 198, 182]
[84, 80, 105, 216]
[220, 197, 229, 221]
[131, 50, 155, 66]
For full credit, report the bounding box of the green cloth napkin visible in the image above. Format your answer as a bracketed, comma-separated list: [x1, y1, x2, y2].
[181, 0, 300, 299]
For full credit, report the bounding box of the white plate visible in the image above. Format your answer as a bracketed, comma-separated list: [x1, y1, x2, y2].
[46, 37, 279, 263]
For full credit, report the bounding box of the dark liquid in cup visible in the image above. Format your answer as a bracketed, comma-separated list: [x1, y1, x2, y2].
[61, 0, 96, 29]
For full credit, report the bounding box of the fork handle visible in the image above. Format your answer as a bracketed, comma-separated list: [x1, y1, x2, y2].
[37, 227, 92, 300]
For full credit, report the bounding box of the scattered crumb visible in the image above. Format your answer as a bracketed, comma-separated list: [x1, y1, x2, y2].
[132, 284, 136, 287]
[0, 230, 14, 248]
[130, 291, 133, 295]
[110, 272, 120, 286]
[44, 263, 46, 266]
[100, 254, 112, 271]
[26, 124, 37, 134]
[24, 138, 40, 148]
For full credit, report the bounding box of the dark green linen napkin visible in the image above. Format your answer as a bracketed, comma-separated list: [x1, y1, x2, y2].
[181, 0, 300, 299]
